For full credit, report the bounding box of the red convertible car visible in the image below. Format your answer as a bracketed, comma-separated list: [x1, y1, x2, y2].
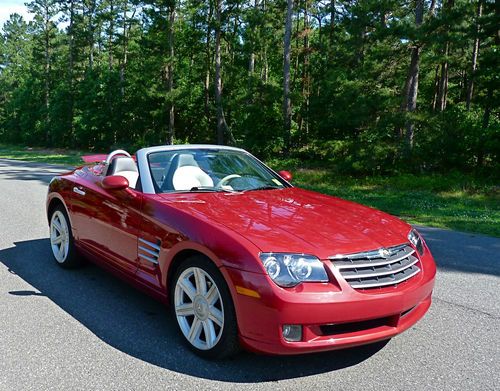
[46, 145, 436, 358]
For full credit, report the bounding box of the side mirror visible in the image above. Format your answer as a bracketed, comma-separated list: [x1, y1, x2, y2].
[102, 175, 129, 191]
[278, 170, 293, 182]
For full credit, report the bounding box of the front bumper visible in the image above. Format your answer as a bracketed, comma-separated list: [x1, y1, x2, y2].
[224, 249, 436, 355]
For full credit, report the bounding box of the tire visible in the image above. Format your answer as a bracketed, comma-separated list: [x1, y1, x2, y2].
[171, 256, 240, 359]
[49, 206, 81, 269]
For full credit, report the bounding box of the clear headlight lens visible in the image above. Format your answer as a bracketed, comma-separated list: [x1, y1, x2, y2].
[408, 228, 424, 256]
[259, 253, 328, 287]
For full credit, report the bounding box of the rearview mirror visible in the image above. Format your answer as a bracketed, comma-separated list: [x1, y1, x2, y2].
[102, 175, 129, 191]
[278, 170, 293, 182]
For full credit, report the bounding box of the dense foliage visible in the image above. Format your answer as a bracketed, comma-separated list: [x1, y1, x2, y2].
[0, 0, 498, 175]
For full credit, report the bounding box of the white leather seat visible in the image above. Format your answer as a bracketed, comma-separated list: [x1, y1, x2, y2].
[172, 166, 214, 190]
[107, 157, 139, 189]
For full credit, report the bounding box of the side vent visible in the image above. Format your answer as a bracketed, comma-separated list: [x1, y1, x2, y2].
[138, 238, 161, 265]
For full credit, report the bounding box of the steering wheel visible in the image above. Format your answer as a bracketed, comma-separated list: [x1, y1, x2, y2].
[216, 174, 241, 188]
[105, 149, 131, 165]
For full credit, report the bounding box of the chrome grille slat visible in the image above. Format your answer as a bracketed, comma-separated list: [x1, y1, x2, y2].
[349, 266, 421, 289]
[330, 246, 415, 268]
[330, 244, 408, 261]
[342, 255, 419, 279]
[330, 243, 421, 289]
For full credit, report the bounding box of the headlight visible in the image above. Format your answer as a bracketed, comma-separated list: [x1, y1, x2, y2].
[408, 228, 424, 256]
[259, 253, 328, 287]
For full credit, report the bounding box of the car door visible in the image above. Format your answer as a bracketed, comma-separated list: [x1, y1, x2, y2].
[71, 169, 142, 275]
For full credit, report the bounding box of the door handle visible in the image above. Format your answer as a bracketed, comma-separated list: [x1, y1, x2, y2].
[73, 187, 86, 196]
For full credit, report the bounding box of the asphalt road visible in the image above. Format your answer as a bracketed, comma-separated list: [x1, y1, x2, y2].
[0, 159, 499, 391]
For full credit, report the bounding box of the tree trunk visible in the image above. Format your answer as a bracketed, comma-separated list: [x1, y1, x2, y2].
[248, 0, 259, 75]
[283, 0, 293, 153]
[436, 42, 449, 111]
[466, 0, 483, 110]
[43, 1, 51, 143]
[204, 1, 213, 120]
[68, 0, 75, 144]
[108, 0, 114, 72]
[477, 86, 492, 167]
[477, 7, 499, 168]
[403, 0, 424, 155]
[120, 3, 133, 98]
[260, 0, 268, 84]
[166, 1, 175, 145]
[214, 0, 232, 145]
[436, 0, 454, 112]
[87, 0, 96, 69]
[302, 0, 310, 138]
[431, 65, 439, 110]
[329, 0, 335, 44]
[429, 0, 437, 16]
[249, 53, 255, 75]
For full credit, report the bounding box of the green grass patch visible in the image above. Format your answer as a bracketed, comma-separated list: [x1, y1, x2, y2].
[0, 144, 84, 166]
[268, 161, 500, 237]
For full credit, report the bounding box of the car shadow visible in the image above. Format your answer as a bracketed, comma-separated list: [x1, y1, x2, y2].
[0, 238, 387, 382]
[416, 225, 500, 277]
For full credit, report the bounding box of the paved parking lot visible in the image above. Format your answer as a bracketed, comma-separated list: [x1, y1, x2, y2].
[0, 159, 499, 390]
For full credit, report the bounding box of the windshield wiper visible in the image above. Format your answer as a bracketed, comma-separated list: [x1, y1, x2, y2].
[243, 185, 283, 192]
[189, 186, 239, 193]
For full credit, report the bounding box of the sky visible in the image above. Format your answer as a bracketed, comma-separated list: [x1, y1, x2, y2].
[0, 0, 33, 29]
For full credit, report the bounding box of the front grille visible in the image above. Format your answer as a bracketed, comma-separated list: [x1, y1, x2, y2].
[329, 244, 420, 289]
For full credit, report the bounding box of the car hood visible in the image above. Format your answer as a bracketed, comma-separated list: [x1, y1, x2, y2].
[158, 188, 411, 259]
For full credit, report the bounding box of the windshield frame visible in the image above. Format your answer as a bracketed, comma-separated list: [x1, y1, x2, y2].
[137, 146, 292, 195]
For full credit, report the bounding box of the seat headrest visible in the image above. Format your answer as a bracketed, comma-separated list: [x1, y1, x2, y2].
[177, 154, 198, 167]
[108, 157, 138, 175]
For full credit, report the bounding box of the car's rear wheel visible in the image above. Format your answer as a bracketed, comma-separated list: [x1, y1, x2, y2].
[172, 256, 239, 359]
[49, 206, 81, 268]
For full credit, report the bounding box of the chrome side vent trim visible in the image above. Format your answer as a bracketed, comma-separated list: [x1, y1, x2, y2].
[138, 237, 161, 265]
[330, 244, 421, 289]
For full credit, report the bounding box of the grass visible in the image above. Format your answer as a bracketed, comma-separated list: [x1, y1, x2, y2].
[0, 144, 84, 166]
[1, 144, 498, 237]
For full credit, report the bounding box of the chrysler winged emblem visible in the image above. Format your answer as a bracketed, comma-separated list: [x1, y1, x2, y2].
[378, 248, 391, 258]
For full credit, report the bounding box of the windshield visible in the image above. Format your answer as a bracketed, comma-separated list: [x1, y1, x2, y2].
[148, 149, 289, 193]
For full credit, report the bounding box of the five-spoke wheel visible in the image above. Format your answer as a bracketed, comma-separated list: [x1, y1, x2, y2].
[49, 205, 81, 268]
[50, 210, 70, 263]
[172, 256, 239, 358]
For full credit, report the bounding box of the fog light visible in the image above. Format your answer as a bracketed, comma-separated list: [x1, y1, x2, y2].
[282, 324, 302, 342]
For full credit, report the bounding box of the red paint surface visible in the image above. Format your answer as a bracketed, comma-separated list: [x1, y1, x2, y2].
[46, 162, 436, 355]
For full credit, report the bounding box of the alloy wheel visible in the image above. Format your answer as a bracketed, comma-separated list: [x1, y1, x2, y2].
[174, 267, 225, 350]
[50, 210, 70, 263]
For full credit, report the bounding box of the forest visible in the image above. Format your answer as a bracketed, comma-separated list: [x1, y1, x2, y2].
[0, 0, 498, 176]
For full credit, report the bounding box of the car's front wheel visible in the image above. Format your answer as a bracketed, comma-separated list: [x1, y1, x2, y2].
[172, 256, 239, 359]
[49, 206, 81, 268]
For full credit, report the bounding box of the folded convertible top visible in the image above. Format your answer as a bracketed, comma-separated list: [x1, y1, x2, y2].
[81, 154, 108, 163]
[81, 154, 136, 163]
